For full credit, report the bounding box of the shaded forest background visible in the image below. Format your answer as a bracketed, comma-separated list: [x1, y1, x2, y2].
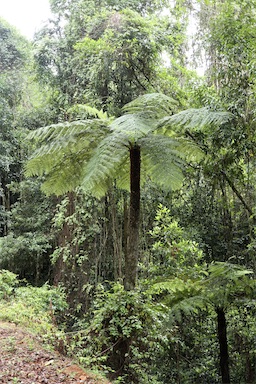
[0, 0, 256, 383]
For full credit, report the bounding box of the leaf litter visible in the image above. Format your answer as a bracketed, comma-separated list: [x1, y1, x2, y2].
[0, 322, 110, 384]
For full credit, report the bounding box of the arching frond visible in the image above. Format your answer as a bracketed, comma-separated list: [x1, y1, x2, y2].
[148, 277, 201, 297]
[175, 137, 204, 162]
[207, 262, 253, 281]
[25, 120, 110, 195]
[147, 262, 254, 326]
[141, 135, 184, 191]
[40, 154, 84, 196]
[27, 119, 109, 146]
[157, 107, 234, 134]
[67, 104, 109, 120]
[26, 146, 93, 196]
[204, 262, 254, 303]
[169, 295, 209, 323]
[140, 135, 203, 191]
[110, 113, 157, 143]
[122, 93, 178, 119]
[80, 131, 130, 197]
[115, 157, 131, 191]
[148, 277, 207, 322]
[25, 94, 204, 198]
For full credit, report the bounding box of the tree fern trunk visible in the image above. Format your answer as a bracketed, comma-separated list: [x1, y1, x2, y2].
[125, 145, 140, 290]
[217, 306, 230, 384]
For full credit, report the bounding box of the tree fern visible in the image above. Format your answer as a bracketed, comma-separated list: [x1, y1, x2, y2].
[141, 135, 185, 191]
[25, 94, 203, 197]
[149, 262, 254, 322]
[203, 262, 254, 307]
[25, 93, 214, 289]
[169, 295, 209, 323]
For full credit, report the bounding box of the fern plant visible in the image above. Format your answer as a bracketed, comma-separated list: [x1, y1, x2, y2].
[149, 262, 254, 384]
[25, 93, 205, 290]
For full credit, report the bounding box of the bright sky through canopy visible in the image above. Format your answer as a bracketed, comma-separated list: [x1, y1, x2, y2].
[0, 0, 52, 39]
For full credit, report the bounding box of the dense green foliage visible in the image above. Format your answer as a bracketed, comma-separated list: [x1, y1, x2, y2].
[0, 0, 256, 382]
[0, 269, 67, 336]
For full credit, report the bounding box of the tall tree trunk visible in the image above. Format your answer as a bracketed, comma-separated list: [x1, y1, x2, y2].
[216, 307, 230, 384]
[109, 189, 123, 281]
[125, 145, 140, 290]
[53, 192, 77, 285]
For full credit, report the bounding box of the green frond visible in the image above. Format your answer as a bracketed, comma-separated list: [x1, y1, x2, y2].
[122, 93, 178, 119]
[25, 95, 204, 198]
[115, 158, 131, 191]
[110, 114, 157, 143]
[206, 262, 253, 285]
[148, 278, 193, 296]
[175, 137, 204, 162]
[67, 104, 109, 120]
[40, 154, 84, 196]
[27, 120, 109, 145]
[80, 131, 130, 197]
[26, 147, 92, 196]
[25, 120, 109, 179]
[140, 135, 187, 191]
[169, 295, 209, 323]
[25, 119, 111, 196]
[157, 107, 234, 133]
[202, 262, 254, 307]
[25, 152, 62, 178]
[148, 278, 206, 322]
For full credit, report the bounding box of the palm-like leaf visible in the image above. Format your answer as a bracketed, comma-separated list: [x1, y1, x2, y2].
[77, 113, 157, 196]
[80, 130, 130, 197]
[122, 92, 178, 119]
[25, 94, 205, 196]
[25, 120, 110, 195]
[149, 262, 253, 324]
[40, 154, 84, 195]
[140, 135, 185, 191]
[109, 108, 203, 192]
[157, 107, 234, 134]
[67, 104, 109, 120]
[110, 113, 157, 143]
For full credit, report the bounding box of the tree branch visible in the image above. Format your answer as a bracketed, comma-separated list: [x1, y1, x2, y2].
[220, 170, 253, 218]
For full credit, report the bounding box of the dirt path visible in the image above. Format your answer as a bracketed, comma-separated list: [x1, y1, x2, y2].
[0, 322, 110, 384]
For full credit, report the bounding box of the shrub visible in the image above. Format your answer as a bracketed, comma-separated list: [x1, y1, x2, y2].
[0, 269, 18, 299]
[68, 283, 164, 383]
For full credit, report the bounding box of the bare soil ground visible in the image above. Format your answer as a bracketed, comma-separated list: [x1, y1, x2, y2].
[0, 322, 110, 384]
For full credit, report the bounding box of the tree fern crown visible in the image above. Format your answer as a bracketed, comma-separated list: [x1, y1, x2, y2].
[25, 93, 209, 196]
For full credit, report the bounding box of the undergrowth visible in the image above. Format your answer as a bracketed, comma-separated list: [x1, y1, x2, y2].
[66, 282, 165, 383]
[0, 269, 67, 348]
